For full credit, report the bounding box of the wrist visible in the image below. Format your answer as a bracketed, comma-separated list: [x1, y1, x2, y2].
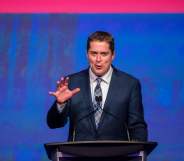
[56, 101, 65, 105]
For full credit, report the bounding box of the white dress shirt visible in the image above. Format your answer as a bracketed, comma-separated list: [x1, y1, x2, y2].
[89, 66, 113, 109]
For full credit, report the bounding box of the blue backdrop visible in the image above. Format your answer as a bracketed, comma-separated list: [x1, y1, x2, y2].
[0, 14, 184, 161]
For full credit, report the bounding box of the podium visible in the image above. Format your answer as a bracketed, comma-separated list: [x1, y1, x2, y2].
[44, 141, 157, 161]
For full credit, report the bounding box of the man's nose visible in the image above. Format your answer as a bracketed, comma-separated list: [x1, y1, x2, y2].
[96, 54, 101, 62]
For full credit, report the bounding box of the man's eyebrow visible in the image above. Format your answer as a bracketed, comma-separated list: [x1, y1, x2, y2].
[89, 51, 97, 53]
[100, 51, 109, 53]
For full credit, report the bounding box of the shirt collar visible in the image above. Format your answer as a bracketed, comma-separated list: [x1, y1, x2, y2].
[89, 66, 113, 84]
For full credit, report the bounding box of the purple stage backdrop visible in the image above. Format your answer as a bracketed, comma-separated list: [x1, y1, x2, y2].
[0, 14, 184, 161]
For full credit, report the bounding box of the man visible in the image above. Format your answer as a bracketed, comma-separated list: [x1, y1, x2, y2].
[47, 31, 148, 141]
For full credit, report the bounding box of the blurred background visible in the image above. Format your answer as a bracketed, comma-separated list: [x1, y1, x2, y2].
[0, 1, 184, 161]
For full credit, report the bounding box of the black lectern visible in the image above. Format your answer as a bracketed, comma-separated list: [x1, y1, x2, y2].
[44, 141, 157, 161]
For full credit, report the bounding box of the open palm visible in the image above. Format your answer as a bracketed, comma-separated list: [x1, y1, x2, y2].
[49, 77, 80, 104]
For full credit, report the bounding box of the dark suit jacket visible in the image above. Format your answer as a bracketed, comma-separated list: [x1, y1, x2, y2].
[47, 67, 148, 141]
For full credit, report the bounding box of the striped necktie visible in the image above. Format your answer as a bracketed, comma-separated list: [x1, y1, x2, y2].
[93, 77, 103, 128]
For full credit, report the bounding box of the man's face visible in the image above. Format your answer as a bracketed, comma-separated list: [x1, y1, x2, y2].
[87, 41, 115, 76]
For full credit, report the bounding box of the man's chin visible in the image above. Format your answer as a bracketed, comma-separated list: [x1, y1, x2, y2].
[93, 70, 104, 77]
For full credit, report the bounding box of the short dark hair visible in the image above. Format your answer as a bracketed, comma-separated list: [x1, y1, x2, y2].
[87, 31, 114, 53]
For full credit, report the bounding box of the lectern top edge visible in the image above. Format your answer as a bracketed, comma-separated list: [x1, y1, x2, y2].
[44, 140, 157, 146]
[44, 140, 158, 160]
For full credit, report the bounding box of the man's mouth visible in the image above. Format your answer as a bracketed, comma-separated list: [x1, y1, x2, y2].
[95, 65, 102, 69]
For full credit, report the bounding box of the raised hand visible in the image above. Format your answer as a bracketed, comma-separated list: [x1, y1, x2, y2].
[49, 77, 80, 104]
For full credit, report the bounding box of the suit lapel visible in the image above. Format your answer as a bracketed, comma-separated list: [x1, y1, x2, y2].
[82, 69, 97, 131]
[97, 68, 118, 130]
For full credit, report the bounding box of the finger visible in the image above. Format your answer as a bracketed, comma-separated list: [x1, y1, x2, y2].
[57, 77, 64, 85]
[48, 91, 57, 96]
[57, 82, 64, 89]
[60, 77, 65, 85]
[56, 81, 61, 88]
[64, 77, 69, 85]
[71, 88, 80, 96]
[60, 77, 64, 81]
[57, 77, 65, 88]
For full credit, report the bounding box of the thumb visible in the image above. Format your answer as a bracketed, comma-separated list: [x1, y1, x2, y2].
[71, 88, 80, 96]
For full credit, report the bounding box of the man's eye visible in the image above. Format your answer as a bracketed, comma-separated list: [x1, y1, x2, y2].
[101, 52, 109, 56]
[90, 52, 97, 56]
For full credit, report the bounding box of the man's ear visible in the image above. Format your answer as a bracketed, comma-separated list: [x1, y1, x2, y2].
[86, 52, 89, 59]
[112, 52, 115, 60]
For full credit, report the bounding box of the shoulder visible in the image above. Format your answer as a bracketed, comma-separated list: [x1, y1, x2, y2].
[67, 69, 88, 79]
[66, 69, 89, 88]
[113, 67, 138, 81]
[112, 66, 141, 88]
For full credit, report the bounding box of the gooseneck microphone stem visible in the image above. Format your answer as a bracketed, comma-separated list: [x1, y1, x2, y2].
[95, 95, 131, 141]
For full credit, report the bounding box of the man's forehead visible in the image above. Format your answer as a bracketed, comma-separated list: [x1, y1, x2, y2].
[90, 40, 109, 44]
[89, 41, 110, 47]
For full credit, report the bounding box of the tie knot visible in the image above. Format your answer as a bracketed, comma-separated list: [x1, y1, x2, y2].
[96, 77, 102, 84]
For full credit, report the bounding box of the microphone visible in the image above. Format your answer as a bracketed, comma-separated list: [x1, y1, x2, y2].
[95, 95, 102, 103]
[72, 94, 103, 141]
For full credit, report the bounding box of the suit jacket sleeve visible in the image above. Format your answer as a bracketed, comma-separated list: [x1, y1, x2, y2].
[128, 79, 148, 141]
[47, 100, 70, 129]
